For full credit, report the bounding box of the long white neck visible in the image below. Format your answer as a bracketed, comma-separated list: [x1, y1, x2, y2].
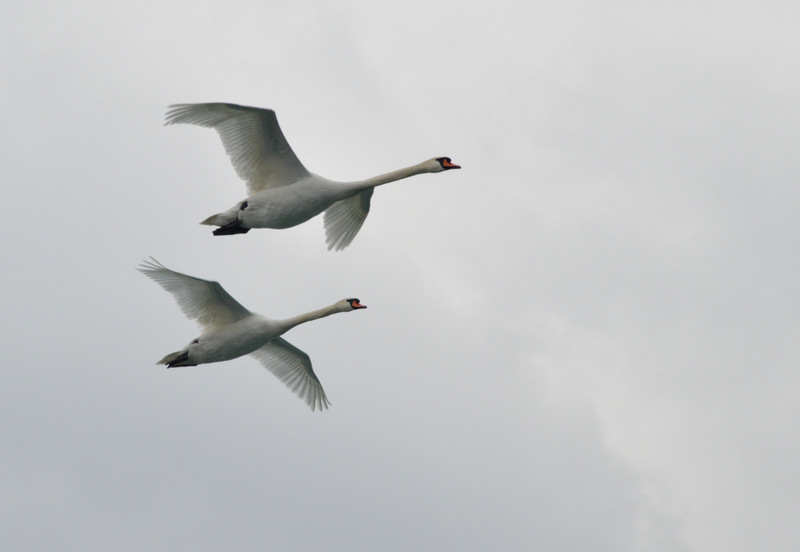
[348, 161, 433, 192]
[276, 302, 345, 334]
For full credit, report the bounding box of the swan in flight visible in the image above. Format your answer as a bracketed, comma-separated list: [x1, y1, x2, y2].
[164, 102, 461, 250]
[138, 258, 366, 411]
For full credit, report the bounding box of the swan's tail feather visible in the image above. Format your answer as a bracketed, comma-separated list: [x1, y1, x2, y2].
[157, 349, 197, 368]
[200, 200, 247, 226]
[200, 212, 250, 235]
[200, 213, 230, 226]
[201, 201, 250, 235]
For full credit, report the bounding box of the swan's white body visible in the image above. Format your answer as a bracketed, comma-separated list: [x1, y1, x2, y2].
[138, 258, 366, 411]
[165, 102, 460, 250]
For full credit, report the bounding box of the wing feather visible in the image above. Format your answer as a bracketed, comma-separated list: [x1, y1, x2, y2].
[138, 258, 250, 330]
[165, 103, 309, 194]
[250, 337, 330, 412]
[323, 189, 373, 251]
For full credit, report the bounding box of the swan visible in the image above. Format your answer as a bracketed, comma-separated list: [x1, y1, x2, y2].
[164, 102, 461, 250]
[138, 258, 366, 411]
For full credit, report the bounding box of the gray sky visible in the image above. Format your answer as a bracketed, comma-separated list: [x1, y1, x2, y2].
[2, 0, 799, 550]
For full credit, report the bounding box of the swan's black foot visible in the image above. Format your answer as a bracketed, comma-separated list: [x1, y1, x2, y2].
[213, 221, 251, 236]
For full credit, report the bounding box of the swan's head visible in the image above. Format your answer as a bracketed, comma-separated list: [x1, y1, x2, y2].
[344, 298, 367, 310]
[429, 157, 461, 172]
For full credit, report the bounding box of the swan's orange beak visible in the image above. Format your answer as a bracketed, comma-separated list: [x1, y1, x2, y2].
[352, 300, 367, 309]
[442, 159, 460, 169]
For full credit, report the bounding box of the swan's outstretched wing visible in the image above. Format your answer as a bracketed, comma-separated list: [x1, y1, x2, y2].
[138, 258, 251, 331]
[164, 103, 309, 195]
[250, 337, 330, 412]
[323, 188, 373, 251]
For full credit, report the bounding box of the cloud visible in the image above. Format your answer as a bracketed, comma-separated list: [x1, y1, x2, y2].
[1, 1, 798, 551]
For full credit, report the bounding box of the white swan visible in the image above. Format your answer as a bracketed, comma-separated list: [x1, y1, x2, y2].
[138, 258, 366, 411]
[164, 103, 461, 250]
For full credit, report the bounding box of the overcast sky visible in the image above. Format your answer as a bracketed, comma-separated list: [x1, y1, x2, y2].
[2, 0, 799, 550]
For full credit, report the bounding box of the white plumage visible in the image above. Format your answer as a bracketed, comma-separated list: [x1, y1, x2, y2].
[138, 258, 366, 411]
[165, 102, 460, 250]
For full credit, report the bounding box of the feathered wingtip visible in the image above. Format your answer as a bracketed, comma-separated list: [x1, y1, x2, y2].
[138, 256, 166, 275]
